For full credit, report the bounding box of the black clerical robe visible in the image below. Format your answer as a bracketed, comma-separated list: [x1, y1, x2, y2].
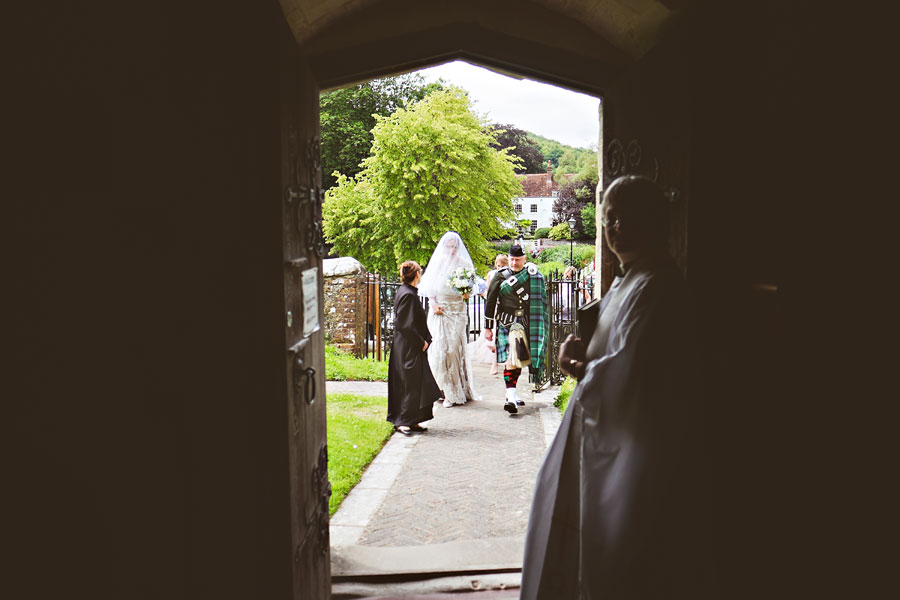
[387, 283, 439, 427]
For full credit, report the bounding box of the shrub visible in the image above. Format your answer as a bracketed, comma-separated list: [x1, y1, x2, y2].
[554, 377, 577, 414]
[534, 227, 551, 238]
[537, 261, 566, 278]
[548, 222, 570, 240]
[580, 202, 596, 239]
[538, 244, 595, 267]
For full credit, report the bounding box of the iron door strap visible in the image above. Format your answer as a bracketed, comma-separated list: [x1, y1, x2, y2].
[292, 359, 316, 406]
[309, 443, 331, 555]
[307, 219, 326, 257]
[290, 353, 305, 436]
[287, 338, 315, 434]
[304, 366, 316, 405]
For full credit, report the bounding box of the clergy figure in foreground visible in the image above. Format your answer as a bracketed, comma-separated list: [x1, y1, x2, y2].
[520, 176, 714, 599]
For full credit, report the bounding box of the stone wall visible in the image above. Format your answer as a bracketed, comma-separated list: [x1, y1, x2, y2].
[323, 257, 366, 356]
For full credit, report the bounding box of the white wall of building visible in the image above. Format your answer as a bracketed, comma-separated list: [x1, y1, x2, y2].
[513, 195, 557, 232]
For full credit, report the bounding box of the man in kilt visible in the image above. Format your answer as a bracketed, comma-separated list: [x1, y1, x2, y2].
[483, 243, 548, 414]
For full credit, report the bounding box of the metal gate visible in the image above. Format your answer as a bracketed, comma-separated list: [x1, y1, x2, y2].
[363, 273, 487, 360]
[540, 268, 596, 388]
[363, 268, 594, 389]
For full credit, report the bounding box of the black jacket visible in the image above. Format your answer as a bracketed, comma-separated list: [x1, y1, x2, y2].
[387, 283, 439, 426]
[484, 266, 530, 329]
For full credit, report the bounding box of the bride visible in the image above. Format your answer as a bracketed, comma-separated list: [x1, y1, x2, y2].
[418, 232, 479, 408]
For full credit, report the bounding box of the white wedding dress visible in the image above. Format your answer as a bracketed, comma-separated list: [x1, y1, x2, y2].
[427, 291, 478, 405]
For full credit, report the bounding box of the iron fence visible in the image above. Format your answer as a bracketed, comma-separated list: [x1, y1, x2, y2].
[541, 268, 596, 388]
[363, 268, 595, 389]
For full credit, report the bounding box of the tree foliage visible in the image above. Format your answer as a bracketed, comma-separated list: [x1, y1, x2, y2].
[323, 88, 522, 274]
[489, 123, 545, 173]
[528, 132, 598, 179]
[320, 75, 443, 190]
[580, 201, 596, 239]
[555, 146, 598, 182]
[553, 177, 596, 235]
[548, 222, 571, 240]
[530, 134, 566, 170]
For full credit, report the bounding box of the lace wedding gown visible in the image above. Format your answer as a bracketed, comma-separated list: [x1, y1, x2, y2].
[427, 292, 478, 405]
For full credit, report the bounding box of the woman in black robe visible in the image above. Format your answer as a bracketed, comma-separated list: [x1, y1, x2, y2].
[387, 261, 440, 435]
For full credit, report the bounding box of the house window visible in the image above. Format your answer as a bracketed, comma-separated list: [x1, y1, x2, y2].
[514, 203, 523, 212]
[530, 204, 538, 213]
[530, 220, 538, 232]
[552, 190, 559, 198]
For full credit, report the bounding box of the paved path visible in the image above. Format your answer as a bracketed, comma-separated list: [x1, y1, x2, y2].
[329, 361, 562, 548]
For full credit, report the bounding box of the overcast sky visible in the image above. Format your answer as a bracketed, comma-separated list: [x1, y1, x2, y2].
[413, 60, 600, 150]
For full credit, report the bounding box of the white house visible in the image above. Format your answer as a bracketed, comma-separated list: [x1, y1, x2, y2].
[512, 164, 575, 234]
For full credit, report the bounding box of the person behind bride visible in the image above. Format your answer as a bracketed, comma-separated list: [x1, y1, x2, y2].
[418, 231, 479, 408]
[468, 253, 508, 375]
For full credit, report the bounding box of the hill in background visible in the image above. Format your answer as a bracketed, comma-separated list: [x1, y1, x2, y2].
[527, 132, 598, 183]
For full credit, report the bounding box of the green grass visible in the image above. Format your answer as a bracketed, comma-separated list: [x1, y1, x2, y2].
[327, 393, 394, 516]
[325, 345, 390, 381]
[553, 376, 577, 414]
[537, 261, 567, 278]
[536, 244, 595, 267]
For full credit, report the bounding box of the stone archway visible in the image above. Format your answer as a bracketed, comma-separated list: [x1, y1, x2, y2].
[12, 0, 797, 597]
[278, 1, 694, 594]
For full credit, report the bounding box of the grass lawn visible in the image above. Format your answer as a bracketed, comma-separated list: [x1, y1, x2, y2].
[554, 376, 576, 414]
[327, 392, 394, 516]
[325, 345, 390, 381]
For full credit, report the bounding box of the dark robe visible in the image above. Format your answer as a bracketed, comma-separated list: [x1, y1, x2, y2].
[387, 283, 439, 427]
[521, 254, 715, 600]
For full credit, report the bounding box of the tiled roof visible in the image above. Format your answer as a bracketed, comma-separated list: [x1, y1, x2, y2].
[516, 172, 575, 197]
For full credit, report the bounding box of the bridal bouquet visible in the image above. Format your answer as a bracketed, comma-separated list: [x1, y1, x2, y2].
[447, 266, 476, 298]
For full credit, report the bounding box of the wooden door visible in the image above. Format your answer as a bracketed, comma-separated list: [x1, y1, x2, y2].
[280, 30, 331, 599]
[599, 35, 690, 295]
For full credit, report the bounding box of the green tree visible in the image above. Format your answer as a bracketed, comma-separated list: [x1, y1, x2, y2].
[555, 146, 598, 181]
[580, 201, 596, 239]
[320, 75, 443, 190]
[527, 132, 597, 179]
[530, 134, 565, 169]
[548, 222, 571, 240]
[553, 178, 595, 234]
[489, 123, 545, 173]
[323, 88, 522, 274]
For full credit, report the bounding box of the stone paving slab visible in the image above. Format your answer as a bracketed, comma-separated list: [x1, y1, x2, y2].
[355, 462, 404, 490]
[331, 487, 391, 528]
[353, 361, 553, 547]
[330, 434, 421, 545]
[331, 536, 524, 577]
[332, 574, 521, 599]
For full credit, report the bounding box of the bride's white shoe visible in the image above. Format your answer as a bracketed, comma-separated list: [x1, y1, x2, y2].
[442, 399, 453, 408]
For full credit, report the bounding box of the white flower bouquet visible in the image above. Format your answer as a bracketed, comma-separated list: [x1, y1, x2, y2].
[447, 266, 476, 298]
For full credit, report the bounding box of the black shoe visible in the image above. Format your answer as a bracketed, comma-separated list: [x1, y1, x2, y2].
[504, 401, 518, 414]
[516, 399, 525, 407]
[395, 426, 412, 436]
[410, 424, 428, 432]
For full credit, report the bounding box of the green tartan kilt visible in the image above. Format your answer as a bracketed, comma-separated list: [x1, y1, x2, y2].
[495, 317, 528, 365]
